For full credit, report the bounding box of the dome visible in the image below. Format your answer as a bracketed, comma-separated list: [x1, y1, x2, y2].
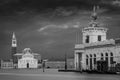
[23, 48, 32, 54]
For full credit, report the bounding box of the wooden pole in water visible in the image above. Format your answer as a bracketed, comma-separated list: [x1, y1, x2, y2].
[65, 53, 67, 70]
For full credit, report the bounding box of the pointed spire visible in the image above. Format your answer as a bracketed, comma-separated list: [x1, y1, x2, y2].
[12, 32, 17, 47]
[12, 32, 16, 40]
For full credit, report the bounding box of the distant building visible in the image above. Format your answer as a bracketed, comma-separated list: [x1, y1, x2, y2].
[67, 58, 74, 69]
[74, 6, 120, 72]
[45, 61, 65, 69]
[44, 59, 74, 69]
[112, 0, 120, 6]
[1, 60, 14, 69]
[101, 0, 120, 7]
[15, 48, 40, 68]
[0, 32, 42, 69]
[0, 32, 17, 69]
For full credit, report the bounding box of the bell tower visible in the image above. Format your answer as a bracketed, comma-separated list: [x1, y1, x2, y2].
[82, 6, 108, 44]
[11, 32, 17, 63]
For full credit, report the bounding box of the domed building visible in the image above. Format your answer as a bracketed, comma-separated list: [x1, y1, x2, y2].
[15, 48, 40, 68]
[74, 6, 120, 72]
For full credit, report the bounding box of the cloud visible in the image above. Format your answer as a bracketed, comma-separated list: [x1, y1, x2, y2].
[37, 20, 82, 33]
[37, 24, 78, 32]
[73, 24, 80, 28]
[38, 26, 48, 32]
[37, 23, 81, 32]
[38, 24, 67, 32]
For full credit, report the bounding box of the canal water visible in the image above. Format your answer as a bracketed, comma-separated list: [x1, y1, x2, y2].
[0, 69, 120, 80]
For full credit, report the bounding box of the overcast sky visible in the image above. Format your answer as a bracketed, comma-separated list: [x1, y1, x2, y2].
[0, 0, 120, 61]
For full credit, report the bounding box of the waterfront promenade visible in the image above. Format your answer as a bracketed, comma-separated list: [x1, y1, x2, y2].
[0, 69, 120, 80]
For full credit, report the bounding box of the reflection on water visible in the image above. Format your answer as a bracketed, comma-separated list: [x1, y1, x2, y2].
[0, 69, 120, 80]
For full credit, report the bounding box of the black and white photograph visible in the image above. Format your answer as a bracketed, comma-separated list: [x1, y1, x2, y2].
[0, 0, 120, 80]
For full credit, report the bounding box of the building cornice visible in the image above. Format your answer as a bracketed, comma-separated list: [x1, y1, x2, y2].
[75, 39, 116, 50]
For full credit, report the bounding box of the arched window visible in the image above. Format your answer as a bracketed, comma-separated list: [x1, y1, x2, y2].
[106, 53, 108, 56]
[110, 52, 113, 56]
[105, 53, 108, 65]
[90, 54, 92, 70]
[101, 53, 104, 60]
[86, 55, 88, 58]
[110, 52, 113, 64]
[90, 54, 92, 58]
[94, 54, 96, 57]
[94, 54, 96, 64]
[86, 55, 88, 65]
[101, 53, 103, 56]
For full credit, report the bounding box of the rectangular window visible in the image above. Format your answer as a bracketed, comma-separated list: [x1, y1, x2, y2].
[86, 35, 89, 43]
[98, 35, 101, 41]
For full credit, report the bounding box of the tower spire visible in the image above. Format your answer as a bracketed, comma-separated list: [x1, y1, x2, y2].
[12, 32, 17, 47]
[12, 32, 16, 40]
[11, 32, 17, 63]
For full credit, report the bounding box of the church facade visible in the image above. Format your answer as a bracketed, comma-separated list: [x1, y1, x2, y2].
[16, 48, 38, 68]
[74, 6, 120, 72]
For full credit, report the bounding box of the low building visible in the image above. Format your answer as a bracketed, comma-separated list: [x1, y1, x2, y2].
[45, 61, 65, 69]
[67, 58, 74, 69]
[1, 60, 14, 69]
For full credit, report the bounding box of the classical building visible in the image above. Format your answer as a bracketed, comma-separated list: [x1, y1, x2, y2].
[74, 6, 120, 72]
[15, 48, 40, 68]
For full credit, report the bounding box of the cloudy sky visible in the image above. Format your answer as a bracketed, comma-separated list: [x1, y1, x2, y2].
[0, 0, 120, 61]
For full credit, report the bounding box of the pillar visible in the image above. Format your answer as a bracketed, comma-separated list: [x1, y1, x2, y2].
[74, 50, 83, 71]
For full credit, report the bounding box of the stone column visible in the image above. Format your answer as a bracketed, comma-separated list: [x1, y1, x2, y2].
[74, 50, 83, 71]
[74, 53, 79, 70]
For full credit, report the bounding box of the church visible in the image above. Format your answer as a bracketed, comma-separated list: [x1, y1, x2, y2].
[15, 48, 38, 68]
[74, 6, 120, 72]
[11, 33, 41, 69]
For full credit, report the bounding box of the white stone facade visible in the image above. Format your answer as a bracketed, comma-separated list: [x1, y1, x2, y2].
[17, 48, 38, 68]
[82, 27, 107, 44]
[75, 40, 120, 71]
[74, 6, 120, 71]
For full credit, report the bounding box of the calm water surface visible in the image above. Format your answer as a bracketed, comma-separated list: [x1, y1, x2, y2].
[0, 69, 120, 80]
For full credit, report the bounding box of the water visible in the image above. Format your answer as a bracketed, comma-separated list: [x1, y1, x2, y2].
[0, 69, 120, 80]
